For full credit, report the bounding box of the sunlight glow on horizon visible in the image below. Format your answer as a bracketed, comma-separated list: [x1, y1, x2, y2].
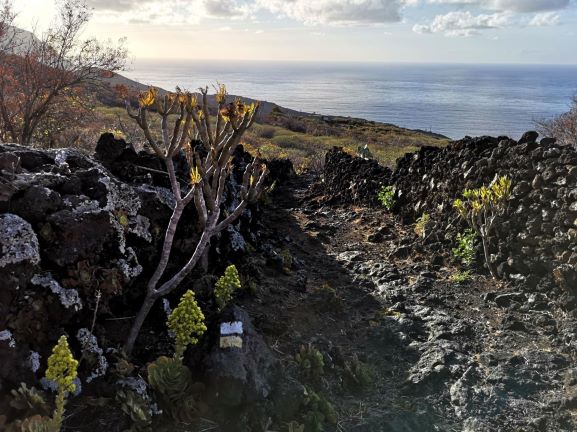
[9, 0, 577, 65]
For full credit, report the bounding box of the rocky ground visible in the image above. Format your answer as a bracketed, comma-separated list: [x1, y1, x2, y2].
[2, 133, 577, 431]
[243, 172, 577, 431]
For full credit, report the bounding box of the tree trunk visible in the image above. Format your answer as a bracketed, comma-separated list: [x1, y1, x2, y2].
[480, 233, 498, 279]
[124, 295, 157, 355]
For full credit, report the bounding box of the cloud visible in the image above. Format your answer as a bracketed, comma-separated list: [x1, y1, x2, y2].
[426, 0, 571, 13]
[528, 11, 561, 26]
[85, 0, 157, 12]
[202, 0, 251, 18]
[85, 0, 250, 23]
[256, 0, 414, 25]
[413, 10, 511, 36]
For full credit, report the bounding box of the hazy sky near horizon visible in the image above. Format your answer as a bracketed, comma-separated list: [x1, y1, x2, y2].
[10, 0, 577, 64]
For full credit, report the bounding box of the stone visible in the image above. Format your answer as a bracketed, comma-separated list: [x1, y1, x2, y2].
[203, 307, 279, 408]
[519, 131, 539, 145]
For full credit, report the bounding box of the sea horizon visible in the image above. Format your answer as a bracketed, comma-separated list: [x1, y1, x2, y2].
[123, 60, 577, 140]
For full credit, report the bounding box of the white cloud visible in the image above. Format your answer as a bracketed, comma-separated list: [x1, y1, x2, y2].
[85, 0, 250, 23]
[413, 10, 511, 36]
[426, 0, 570, 13]
[256, 0, 414, 25]
[529, 11, 560, 26]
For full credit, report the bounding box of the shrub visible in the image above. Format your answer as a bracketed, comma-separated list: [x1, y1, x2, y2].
[214, 265, 242, 312]
[257, 126, 276, 139]
[414, 213, 431, 238]
[123, 85, 267, 355]
[377, 185, 396, 210]
[453, 176, 512, 279]
[452, 229, 477, 266]
[536, 94, 577, 147]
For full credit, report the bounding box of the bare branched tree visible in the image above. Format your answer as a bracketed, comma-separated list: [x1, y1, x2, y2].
[536, 95, 577, 148]
[124, 85, 267, 355]
[0, 0, 126, 145]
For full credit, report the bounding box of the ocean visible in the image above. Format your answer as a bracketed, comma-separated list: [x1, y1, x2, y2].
[123, 60, 577, 140]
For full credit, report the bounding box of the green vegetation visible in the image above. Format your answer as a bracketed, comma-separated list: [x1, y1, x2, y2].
[377, 185, 396, 210]
[94, 104, 447, 171]
[341, 358, 375, 392]
[214, 265, 242, 312]
[295, 344, 325, 381]
[144, 289, 208, 424]
[453, 176, 512, 279]
[449, 270, 473, 283]
[452, 229, 477, 266]
[414, 212, 431, 238]
[6, 336, 79, 431]
[302, 388, 337, 432]
[167, 290, 207, 359]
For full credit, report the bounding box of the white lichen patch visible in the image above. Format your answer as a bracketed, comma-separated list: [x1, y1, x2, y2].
[109, 213, 127, 254]
[98, 174, 141, 216]
[162, 298, 172, 317]
[0, 329, 16, 348]
[31, 273, 83, 311]
[115, 247, 143, 280]
[117, 376, 149, 398]
[67, 196, 102, 214]
[129, 215, 152, 243]
[40, 376, 82, 396]
[77, 328, 108, 383]
[28, 351, 41, 372]
[0, 214, 40, 268]
[227, 225, 247, 252]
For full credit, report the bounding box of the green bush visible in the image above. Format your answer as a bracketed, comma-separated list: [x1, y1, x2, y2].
[377, 185, 396, 210]
[453, 176, 512, 279]
[414, 213, 430, 238]
[452, 229, 477, 266]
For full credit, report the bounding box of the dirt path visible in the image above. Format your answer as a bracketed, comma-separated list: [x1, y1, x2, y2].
[243, 174, 577, 432]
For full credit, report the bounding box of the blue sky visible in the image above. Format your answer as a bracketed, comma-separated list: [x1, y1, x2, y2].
[12, 0, 577, 64]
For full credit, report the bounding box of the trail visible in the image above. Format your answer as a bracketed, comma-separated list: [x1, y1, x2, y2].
[243, 174, 577, 431]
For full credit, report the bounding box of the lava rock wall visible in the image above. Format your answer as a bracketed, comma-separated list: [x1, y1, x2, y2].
[322, 133, 577, 285]
[0, 135, 266, 394]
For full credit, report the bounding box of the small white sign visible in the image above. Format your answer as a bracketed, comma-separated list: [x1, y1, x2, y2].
[220, 321, 243, 336]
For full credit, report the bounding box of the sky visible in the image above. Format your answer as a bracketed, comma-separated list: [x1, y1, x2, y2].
[10, 0, 577, 64]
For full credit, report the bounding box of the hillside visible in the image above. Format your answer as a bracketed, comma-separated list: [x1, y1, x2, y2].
[95, 72, 449, 168]
[1, 130, 576, 431]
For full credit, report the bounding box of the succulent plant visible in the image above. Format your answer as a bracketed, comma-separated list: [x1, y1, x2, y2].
[8, 415, 55, 432]
[10, 383, 50, 417]
[147, 356, 193, 404]
[44, 335, 78, 429]
[117, 389, 152, 432]
[166, 290, 207, 359]
[302, 388, 337, 432]
[295, 344, 324, 381]
[214, 265, 241, 311]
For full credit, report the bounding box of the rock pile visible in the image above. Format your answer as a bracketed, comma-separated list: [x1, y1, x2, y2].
[321, 147, 392, 206]
[322, 133, 577, 285]
[0, 135, 271, 397]
[392, 132, 577, 284]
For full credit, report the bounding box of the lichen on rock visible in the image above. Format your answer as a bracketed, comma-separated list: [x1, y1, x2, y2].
[0, 213, 40, 268]
[31, 273, 83, 311]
